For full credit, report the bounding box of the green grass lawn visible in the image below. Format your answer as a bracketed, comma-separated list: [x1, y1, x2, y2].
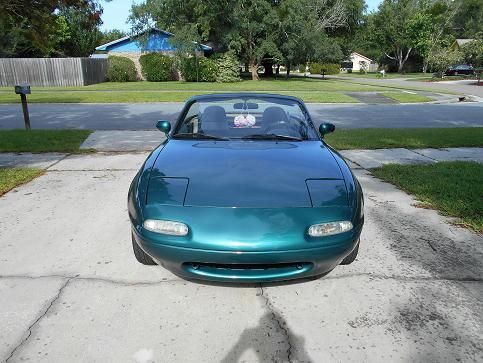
[0, 78, 438, 103]
[0, 130, 92, 153]
[0, 78, 386, 92]
[381, 92, 432, 103]
[372, 162, 483, 232]
[0, 90, 358, 103]
[325, 127, 483, 150]
[0, 168, 44, 196]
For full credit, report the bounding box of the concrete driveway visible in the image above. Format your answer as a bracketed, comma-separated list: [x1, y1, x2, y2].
[1, 153, 482, 362]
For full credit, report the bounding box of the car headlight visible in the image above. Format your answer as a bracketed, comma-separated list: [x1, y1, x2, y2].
[143, 219, 189, 236]
[308, 221, 353, 237]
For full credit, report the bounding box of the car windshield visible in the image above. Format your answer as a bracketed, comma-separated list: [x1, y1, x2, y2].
[173, 96, 318, 141]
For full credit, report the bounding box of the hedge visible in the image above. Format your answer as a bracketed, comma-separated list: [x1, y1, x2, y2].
[309, 63, 340, 75]
[107, 56, 137, 82]
[139, 53, 176, 81]
[180, 57, 217, 82]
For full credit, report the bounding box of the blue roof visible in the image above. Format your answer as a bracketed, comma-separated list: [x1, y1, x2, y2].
[95, 28, 212, 52]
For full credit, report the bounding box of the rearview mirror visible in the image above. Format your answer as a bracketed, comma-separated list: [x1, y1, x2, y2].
[319, 123, 335, 137]
[233, 102, 259, 110]
[156, 120, 171, 136]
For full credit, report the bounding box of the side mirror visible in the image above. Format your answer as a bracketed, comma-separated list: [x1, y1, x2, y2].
[156, 120, 171, 136]
[319, 123, 335, 137]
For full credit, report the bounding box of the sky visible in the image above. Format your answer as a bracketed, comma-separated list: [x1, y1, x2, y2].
[100, 0, 383, 32]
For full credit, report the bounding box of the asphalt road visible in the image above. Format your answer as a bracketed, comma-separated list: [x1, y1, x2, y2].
[1, 152, 481, 362]
[0, 102, 482, 130]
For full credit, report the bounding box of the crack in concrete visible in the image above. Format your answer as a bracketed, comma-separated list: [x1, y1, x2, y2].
[0, 272, 481, 286]
[0, 274, 181, 286]
[5, 275, 77, 362]
[259, 285, 294, 363]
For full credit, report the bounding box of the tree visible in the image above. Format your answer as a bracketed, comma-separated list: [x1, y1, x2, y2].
[1, 0, 105, 56]
[428, 47, 463, 77]
[370, 0, 418, 73]
[461, 38, 483, 67]
[452, 0, 483, 38]
[129, 0, 353, 80]
[58, 5, 103, 57]
[407, 12, 433, 72]
[100, 29, 127, 45]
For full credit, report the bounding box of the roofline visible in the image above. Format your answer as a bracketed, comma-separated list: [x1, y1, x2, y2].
[351, 52, 374, 62]
[95, 28, 212, 51]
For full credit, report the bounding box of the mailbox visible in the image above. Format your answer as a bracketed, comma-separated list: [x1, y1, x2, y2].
[15, 84, 31, 95]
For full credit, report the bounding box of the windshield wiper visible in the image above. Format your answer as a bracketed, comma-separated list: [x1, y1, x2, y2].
[172, 132, 229, 141]
[241, 133, 303, 141]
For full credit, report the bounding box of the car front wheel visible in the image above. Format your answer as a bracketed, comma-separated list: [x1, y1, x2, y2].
[132, 233, 157, 265]
[340, 239, 360, 265]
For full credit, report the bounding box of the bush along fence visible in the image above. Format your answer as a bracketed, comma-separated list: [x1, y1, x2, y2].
[0, 58, 107, 86]
[107, 53, 241, 83]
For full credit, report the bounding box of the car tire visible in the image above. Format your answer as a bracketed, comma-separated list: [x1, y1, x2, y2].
[132, 233, 157, 265]
[340, 239, 359, 265]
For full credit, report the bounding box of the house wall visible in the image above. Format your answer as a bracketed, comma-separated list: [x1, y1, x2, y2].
[350, 54, 378, 72]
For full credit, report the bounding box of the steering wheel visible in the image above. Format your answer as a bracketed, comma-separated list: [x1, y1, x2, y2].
[264, 120, 291, 134]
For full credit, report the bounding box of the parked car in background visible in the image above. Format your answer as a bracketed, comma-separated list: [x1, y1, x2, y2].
[444, 64, 475, 76]
[128, 93, 364, 283]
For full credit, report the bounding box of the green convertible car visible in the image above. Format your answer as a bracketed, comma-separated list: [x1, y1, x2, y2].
[128, 93, 364, 282]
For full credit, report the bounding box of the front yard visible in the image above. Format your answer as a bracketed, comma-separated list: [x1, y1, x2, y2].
[325, 127, 483, 150]
[0, 130, 92, 153]
[372, 161, 483, 232]
[0, 78, 439, 104]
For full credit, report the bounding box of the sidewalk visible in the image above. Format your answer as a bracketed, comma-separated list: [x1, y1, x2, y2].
[2, 145, 482, 170]
[341, 147, 483, 169]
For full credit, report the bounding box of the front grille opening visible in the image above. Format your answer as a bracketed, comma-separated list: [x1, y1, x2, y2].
[185, 262, 310, 271]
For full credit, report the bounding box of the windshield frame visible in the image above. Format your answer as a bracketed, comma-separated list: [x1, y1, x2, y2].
[171, 94, 319, 141]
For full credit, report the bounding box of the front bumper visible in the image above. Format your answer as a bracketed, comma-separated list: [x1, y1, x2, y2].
[132, 226, 361, 282]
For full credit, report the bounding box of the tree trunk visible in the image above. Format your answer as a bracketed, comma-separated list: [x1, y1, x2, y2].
[262, 59, 274, 76]
[285, 63, 291, 79]
[275, 65, 280, 76]
[244, 62, 249, 73]
[422, 60, 428, 73]
[250, 61, 259, 81]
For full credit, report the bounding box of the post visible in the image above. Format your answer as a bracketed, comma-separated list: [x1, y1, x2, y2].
[20, 94, 31, 130]
[15, 84, 31, 130]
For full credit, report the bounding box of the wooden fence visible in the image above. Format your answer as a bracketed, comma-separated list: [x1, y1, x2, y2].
[0, 58, 107, 87]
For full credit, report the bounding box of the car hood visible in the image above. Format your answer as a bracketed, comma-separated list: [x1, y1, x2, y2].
[149, 140, 346, 208]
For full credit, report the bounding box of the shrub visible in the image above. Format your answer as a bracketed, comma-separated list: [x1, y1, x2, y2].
[309, 63, 340, 75]
[107, 56, 137, 82]
[428, 48, 463, 78]
[139, 53, 176, 81]
[298, 64, 307, 73]
[180, 56, 217, 82]
[215, 53, 241, 83]
[309, 63, 321, 75]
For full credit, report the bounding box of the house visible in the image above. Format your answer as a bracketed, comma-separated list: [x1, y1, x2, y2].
[342, 52, 378, 72]
[451, 39, 475, 51]
[95, 28, 212, 79]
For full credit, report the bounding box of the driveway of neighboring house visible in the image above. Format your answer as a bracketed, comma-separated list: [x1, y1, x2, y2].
[331, 75, 483, 98]
[0, 152, 481, 362]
